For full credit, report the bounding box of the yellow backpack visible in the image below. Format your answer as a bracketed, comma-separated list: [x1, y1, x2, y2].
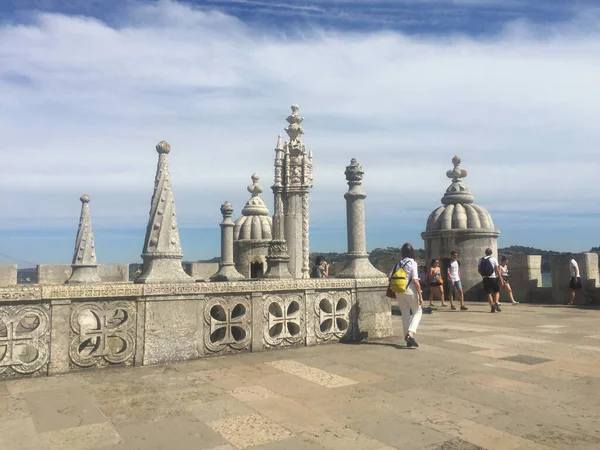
[390, 261, 409, 293]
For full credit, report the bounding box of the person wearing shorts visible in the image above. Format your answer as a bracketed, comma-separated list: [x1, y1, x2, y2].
[479, 248, 502, 313]
[447, 250, 467, 311]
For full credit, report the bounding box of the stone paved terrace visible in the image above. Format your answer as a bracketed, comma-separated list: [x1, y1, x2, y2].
[2, 303, 600, 450]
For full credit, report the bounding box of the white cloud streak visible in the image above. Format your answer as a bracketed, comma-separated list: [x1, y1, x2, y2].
[1, 0, 599, 248]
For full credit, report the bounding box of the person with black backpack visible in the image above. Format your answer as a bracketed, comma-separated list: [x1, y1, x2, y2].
[479, 248, 502, 313]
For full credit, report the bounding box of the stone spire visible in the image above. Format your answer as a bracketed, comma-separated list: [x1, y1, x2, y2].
[442, 155, 475, 205]
[211, 202, 245, 281]
[336, 159, 386, 279]
[281, 105, 313, 278]
[67, 194, 101, 283]
[135, 141, 194, 284]
[264, 135, 292, 279]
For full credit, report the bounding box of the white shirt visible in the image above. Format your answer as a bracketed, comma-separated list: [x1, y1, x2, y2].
[390, 257, 419, 294]
[449, 260, 460, 281]
[569, 258, 579, 278]
[482, 256, 499, 278]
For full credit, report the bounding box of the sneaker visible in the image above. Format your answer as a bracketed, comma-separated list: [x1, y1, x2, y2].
[490, 306, 496, 313]
[495, 303, 502, 312]
[511, 301, 519, 305]
[451, 305, 457, 310]
[405, 334, 419, 348]
[460, 305, 468, 311]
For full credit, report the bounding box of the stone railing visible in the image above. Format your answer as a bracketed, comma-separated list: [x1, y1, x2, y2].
[0, 278, 390, 379]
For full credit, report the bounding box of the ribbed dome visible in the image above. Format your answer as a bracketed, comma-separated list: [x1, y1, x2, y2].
[425, 156, 496, 232]
[233, 173, 273, 241]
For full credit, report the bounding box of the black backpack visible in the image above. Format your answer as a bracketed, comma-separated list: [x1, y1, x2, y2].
[479, 256, 494, 277]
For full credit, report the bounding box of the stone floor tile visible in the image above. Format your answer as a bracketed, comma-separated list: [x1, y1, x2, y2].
[6, 373, 89, 395]
[395, 387, 498, 420]
[0, 392, 30, 421]
[0, 418, 42, 450]
[208, 413, 292, 449]
[93, 391, 188, 425]
[304, 426, 391, 450]
[499, 355, 553, 365]
[351, 416, 450, 449]
[117, 416, 229, 450]
[229, 385, 281, 402]
[198, 368, 252, 390]
[24, 386, 107, 433]
[248, 396, 342, 433]
[522, 425, 600, 450]
[470, 349, 516, 359]
[189, 397, 255, 423]
[457, 422, 554, 450]
[254, 372, 332, 398]
[421, 438, 485, 450]
[38, 422, 121, 450]
[247, 435, 327, 450]
[266, 360, 359, 388]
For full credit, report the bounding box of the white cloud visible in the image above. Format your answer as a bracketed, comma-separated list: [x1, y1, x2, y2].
[1, 0, 599, 248]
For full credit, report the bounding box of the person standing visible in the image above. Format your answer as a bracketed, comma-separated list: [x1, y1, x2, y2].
[428, 259, 446, 307]
[310, 256, 329, 278]
[447, 250, 468, 311]
[499, 256, 519, 305]
[389, 243, 423, 348]
[566, 254, 591, 305]
[479, 248, 502, 312]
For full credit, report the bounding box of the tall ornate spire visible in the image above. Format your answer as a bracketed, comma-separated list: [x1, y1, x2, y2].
[264, 135, 292, 279]
[135, 141, 194, 284]
[442, 155, 475, 205]
[67, 194, 101, 284]
[281, 105, 313, 278]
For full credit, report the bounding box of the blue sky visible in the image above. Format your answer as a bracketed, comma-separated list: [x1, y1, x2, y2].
[1, 0, 599, 266]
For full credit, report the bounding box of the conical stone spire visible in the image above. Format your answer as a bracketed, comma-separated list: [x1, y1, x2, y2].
[135, 141, 194, 284]
[67, 194, 101, 284]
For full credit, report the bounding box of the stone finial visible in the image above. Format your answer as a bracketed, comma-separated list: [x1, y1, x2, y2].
[285, 105, 304, 143]
[136, 141, 194, 283]
[67, 194, 101, 283]
[442, 155, 474, 205]
[220, 201, 234, 218]
[345, 158, 364, 184]
[446, 155, 468, 182]
[275, 134, 283, 152]
[247, 173, 263, 197]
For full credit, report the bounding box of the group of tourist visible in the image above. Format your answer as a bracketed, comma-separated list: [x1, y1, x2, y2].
[386, 244, 592, 349]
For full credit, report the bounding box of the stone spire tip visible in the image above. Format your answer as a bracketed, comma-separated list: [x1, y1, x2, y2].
[80, 194, 90, 204]
[156, 141, 171, 154]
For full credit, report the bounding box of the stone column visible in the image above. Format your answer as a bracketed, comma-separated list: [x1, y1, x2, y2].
[264, 135, 293, 279]
[136, 141, 194, 284]
[67, 194, 101, 283]
[337, 159, 386, 279]
[211, 202, 245, 281]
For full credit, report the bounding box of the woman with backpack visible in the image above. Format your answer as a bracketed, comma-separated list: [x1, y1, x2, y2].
[427, 259, 446, 307]
[389, 243, 423, 348]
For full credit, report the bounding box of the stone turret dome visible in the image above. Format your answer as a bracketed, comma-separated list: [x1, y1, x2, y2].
[425, 156, 496, 232]
[234, 173, 272, 241]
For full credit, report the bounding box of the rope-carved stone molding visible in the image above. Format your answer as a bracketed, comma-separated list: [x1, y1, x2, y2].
[0, 304, 50, 377]
[69, 301, 136, 368]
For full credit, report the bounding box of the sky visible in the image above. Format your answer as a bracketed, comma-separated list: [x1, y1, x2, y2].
[1, 0, 599, 266]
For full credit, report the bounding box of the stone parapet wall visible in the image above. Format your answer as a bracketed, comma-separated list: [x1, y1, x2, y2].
[0, 278, 389, 379]
[0, 265, 17, 286]
[36, 264, 129, 285]
[550, 253, 599, 304]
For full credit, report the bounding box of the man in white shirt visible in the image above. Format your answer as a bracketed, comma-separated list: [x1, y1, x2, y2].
[447, 250, 468, 311]
[479, 248, 503, 313]
[566, 254, 591, 305]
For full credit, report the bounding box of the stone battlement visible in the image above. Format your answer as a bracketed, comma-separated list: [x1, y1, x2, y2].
[0, 278, 390, 379]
